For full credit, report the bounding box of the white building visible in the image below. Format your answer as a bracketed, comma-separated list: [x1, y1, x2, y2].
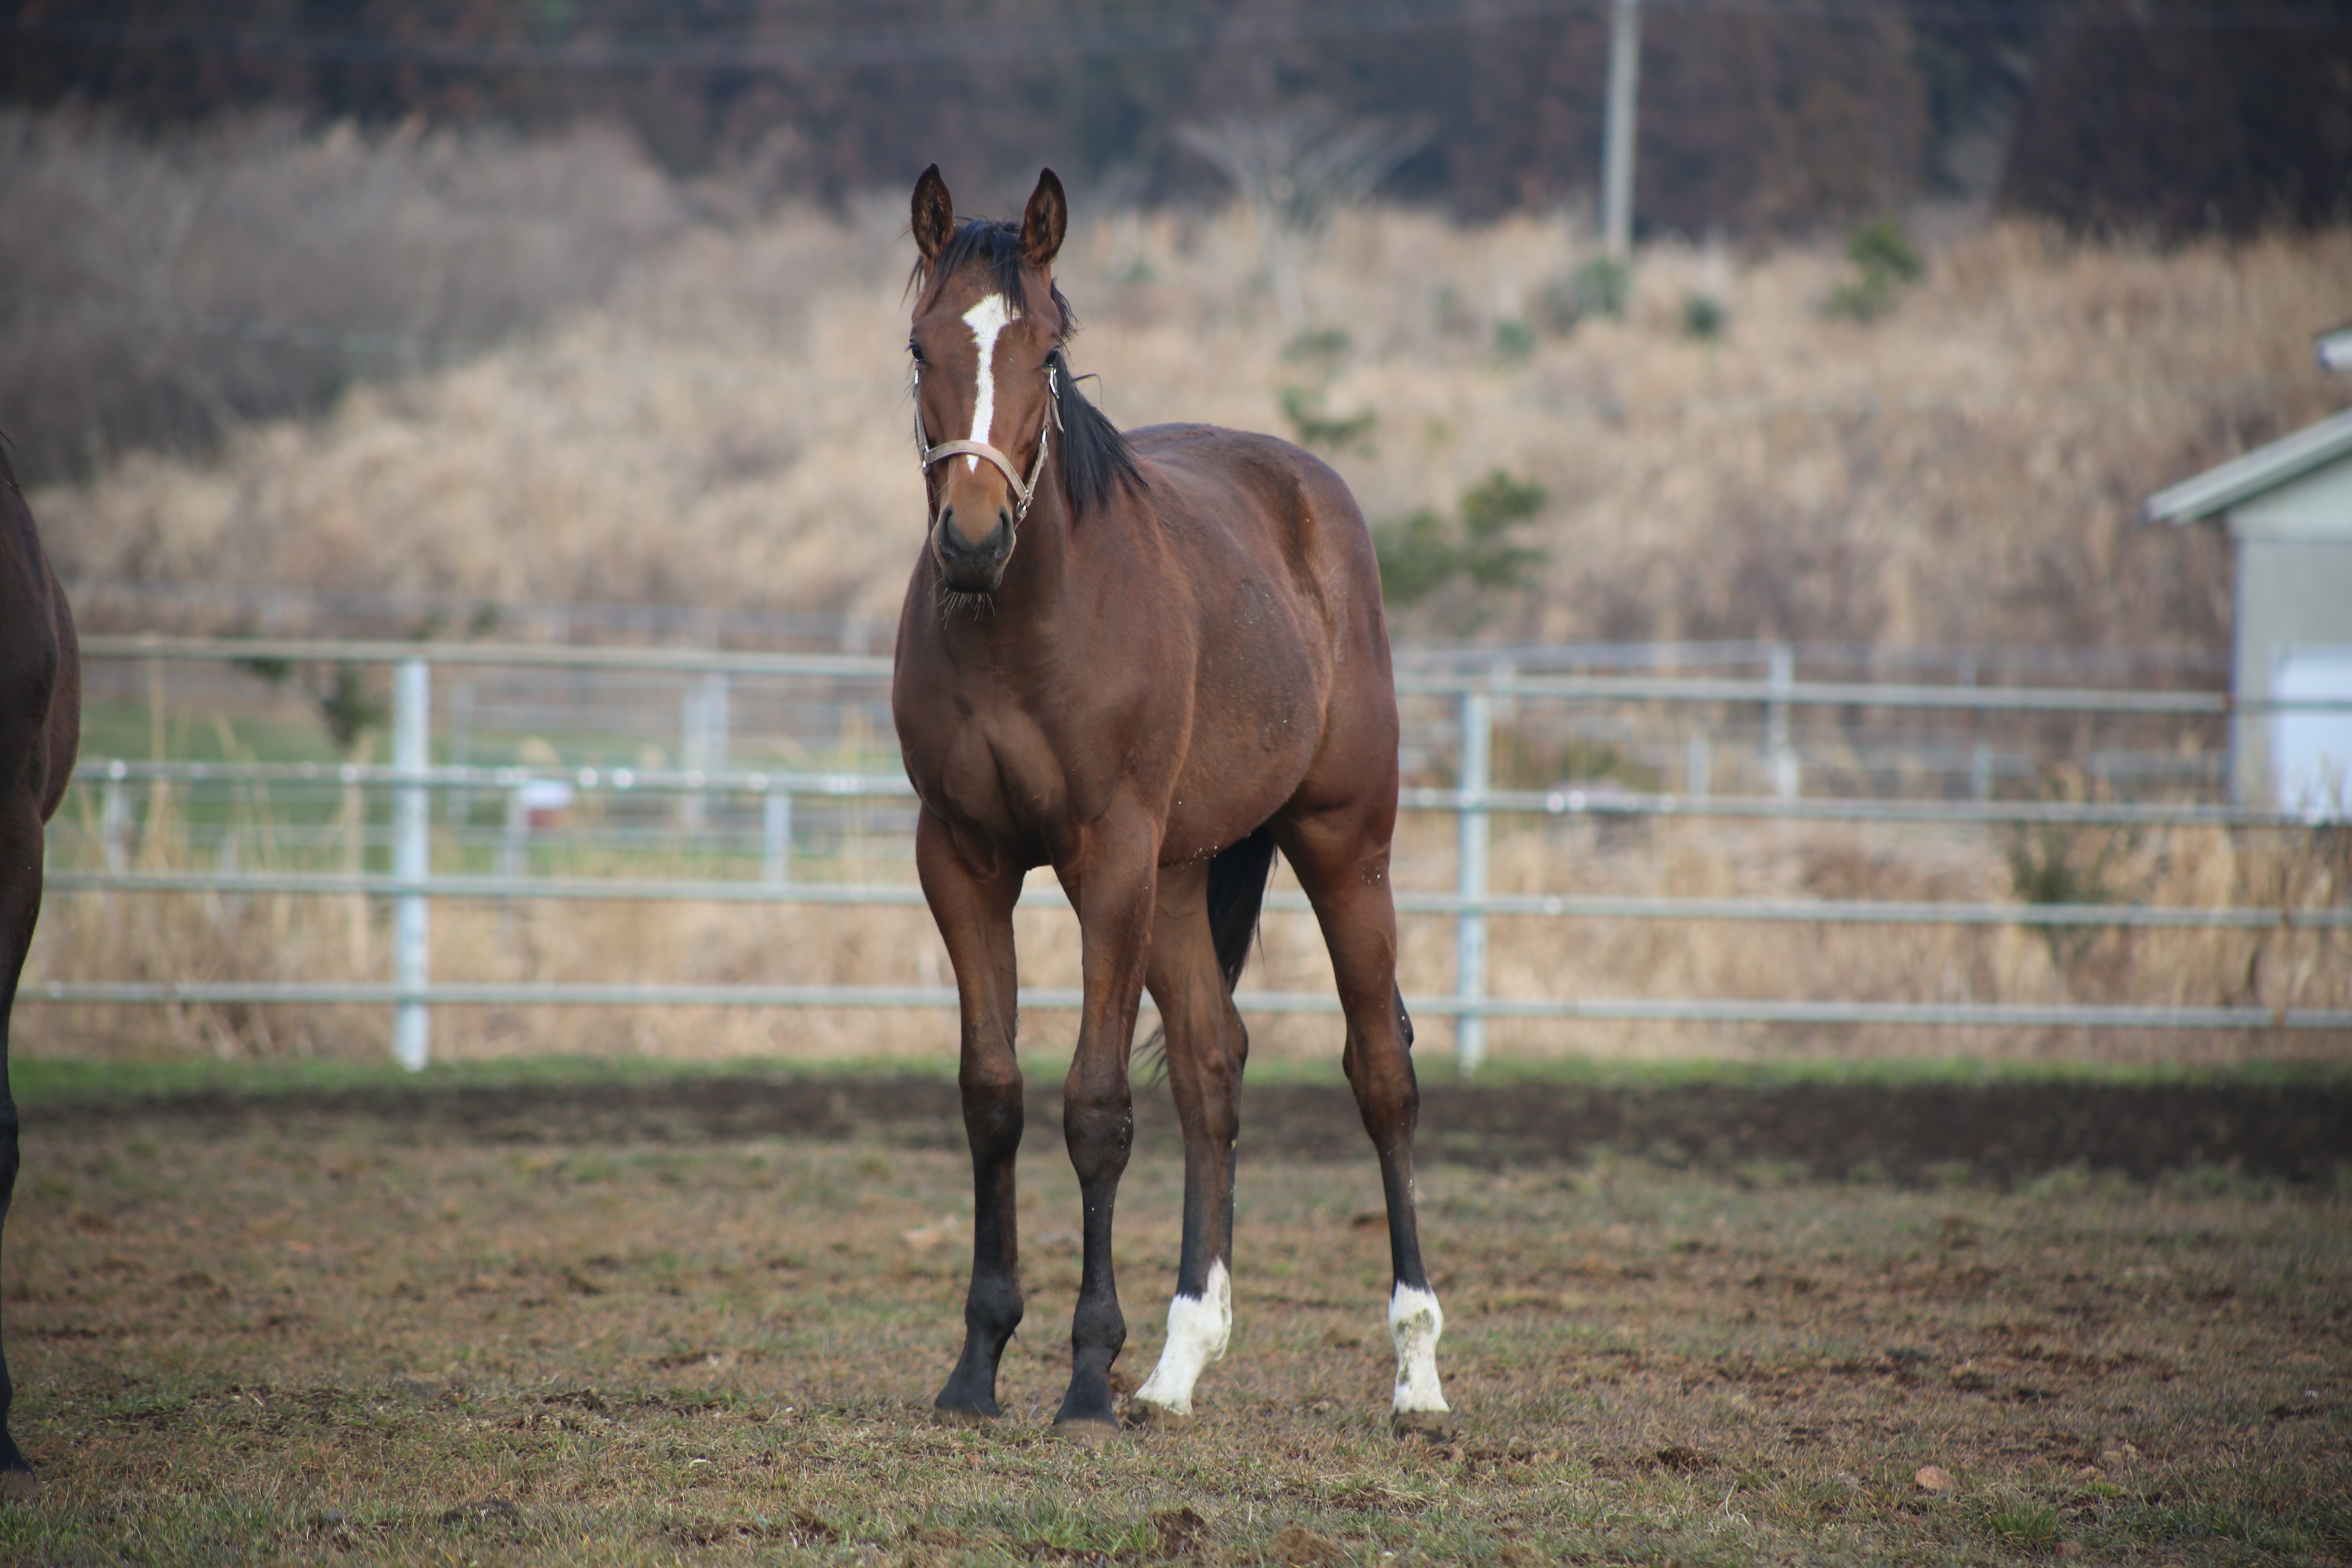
[2145, 378, 2352, 813]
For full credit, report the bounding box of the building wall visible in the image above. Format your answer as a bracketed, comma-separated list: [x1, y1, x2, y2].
[2231, 525, 2352, 805]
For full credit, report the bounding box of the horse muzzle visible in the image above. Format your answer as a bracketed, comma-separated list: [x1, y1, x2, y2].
[931, 503, 1014, 595]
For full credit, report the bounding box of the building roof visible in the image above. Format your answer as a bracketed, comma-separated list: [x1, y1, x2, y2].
[2144, 404, 2352, 526]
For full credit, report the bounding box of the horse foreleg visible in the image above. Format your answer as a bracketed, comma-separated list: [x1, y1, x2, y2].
[1053, 810, 1158, 1436]
[916, 811, 1028, 1423]
[1277, 814, 1457, 1439]
[1131, 860, 1245, 1421]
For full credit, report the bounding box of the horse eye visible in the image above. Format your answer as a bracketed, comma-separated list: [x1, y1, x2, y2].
[908, 343, 926, 365]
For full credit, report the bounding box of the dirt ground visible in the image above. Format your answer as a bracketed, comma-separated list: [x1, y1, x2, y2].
[3, 1067, 2348, 1565]
[42, 1068, 2352, 1185]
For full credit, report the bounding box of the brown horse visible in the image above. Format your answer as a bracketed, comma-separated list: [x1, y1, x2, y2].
[0, 441, 79, 1499]
[890, 166, 1452, 1438]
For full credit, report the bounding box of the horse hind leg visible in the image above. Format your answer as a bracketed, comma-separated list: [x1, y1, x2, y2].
[1274, 812, 1457, 1439]
[1129, 850, 1258, 1421]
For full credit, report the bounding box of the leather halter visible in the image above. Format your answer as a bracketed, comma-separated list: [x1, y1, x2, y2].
[918, 365, 1060, 527]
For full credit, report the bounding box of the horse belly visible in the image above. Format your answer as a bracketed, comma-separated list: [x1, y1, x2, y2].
[1160, 638, 1325, 863]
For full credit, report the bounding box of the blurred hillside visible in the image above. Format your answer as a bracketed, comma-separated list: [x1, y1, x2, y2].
[4, 0, 2346, 237]
[20, 114, 2348, 657]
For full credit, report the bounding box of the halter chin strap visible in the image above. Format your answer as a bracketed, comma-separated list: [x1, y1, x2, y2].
[918, 366, 1061, 526]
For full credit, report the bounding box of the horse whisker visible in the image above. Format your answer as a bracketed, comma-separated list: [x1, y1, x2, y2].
[938, 586, 996, 619]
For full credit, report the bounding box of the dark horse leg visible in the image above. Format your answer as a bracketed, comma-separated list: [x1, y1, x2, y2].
[1050, 804, 1158, 1436]
[1129, 858, 1248, 1419]
[917, 809, 1029, 1421]
[1275, 804, 1457, 1438]
[0, 786, 41, 1499]
[1, 453, 76, 1499]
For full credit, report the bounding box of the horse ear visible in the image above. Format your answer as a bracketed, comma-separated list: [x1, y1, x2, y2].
[911, 164, 955, 267]
[1022, 168, 1067, 272]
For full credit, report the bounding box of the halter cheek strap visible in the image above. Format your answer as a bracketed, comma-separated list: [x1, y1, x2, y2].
[918, 366, 1061, 525]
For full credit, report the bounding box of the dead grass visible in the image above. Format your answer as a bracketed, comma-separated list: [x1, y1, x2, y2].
[18, 125, 2351, 1069]
[22, 798, 2350, 1069]
[31, 175, 2351, 652]
[2, 1080, 2345, 1564]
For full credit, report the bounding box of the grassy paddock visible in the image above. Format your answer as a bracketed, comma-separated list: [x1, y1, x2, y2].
[2, 1060, 2346, 1564]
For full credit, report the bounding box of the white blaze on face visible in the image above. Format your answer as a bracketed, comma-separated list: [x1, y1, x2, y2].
[1131, 1259, 1232, 1417]
[1388, 1283, 1450, 1414]
[959, 292, 1019, 474]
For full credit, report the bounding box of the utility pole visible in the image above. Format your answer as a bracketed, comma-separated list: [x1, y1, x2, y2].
[1602, 0, 1642, 258]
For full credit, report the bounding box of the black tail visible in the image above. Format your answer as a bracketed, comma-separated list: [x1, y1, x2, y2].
[1205, 826, 1278, 994]
[1133, 826, 1277, 1069]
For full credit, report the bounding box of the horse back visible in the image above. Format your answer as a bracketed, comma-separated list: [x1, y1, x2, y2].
[0, 448, 80, 824]
[1125, 423, 1390, 668]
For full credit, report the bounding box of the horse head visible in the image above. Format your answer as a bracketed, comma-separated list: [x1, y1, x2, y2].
[907, 165, 1069, 597]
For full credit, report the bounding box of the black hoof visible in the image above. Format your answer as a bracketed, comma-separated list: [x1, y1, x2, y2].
[0, 1466, 36, 1504]
[933, 1377, 1002, 1424]
[1124, 1399, 1194, 1429]
[930, 1404, 996, 1428]
[1052, 1416, 1122, 1445]
[1392, 1408, 1460, 1443]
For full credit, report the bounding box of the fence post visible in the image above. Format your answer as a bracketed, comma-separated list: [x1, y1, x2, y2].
[392, 657, 431, 1071]
[763, 790, 793, 884]
[1456, 684, 1491, 1076]
[1768, 642, 1798, 800]
[102, 764, 131, 873]
[681, 671, 731, 833]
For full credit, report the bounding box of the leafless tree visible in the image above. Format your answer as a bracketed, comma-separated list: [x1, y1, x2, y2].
[1178, 109, 1430, 332]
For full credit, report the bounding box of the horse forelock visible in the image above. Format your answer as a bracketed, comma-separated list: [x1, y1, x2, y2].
[910, 218, 1064, 332]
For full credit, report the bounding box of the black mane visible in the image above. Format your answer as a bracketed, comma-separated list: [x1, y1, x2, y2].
[910, 216, 1144, 522]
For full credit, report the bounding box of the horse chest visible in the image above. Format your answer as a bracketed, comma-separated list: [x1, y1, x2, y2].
[910, 707, 1083, 849]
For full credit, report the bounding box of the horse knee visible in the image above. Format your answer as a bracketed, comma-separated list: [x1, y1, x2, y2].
[1071, 1291, 1126, 1356]
[1343, 1038, 1419, 1145]
[966, 1268, 1024, 1336]
[1061, 1085, 1134, 1183]
[958, 1066, 1024, 1160]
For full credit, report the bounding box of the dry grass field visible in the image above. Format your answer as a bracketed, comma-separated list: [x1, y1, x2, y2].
[2, 1062, 2346, 1566]
[17, 120, 2352, 1071]
[24, 797, 2352, 1069]
[31, 163, 2352, 654]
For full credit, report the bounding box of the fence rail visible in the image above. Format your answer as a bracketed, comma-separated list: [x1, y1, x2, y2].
[37, 637, 2352, 1071]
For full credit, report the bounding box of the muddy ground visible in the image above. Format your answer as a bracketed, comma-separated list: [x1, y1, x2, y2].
[41, 1070, 2352, 1185]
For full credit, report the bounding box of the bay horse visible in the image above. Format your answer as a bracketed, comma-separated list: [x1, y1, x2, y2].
[0, 440, 79, 1499]
[890, 166, 1453, 1438]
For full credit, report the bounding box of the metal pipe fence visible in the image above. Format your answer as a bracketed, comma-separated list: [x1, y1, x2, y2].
[34, 636, 2352, 1070]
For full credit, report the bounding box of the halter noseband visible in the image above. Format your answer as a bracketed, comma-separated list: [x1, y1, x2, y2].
[918, 365, 1061, 527]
